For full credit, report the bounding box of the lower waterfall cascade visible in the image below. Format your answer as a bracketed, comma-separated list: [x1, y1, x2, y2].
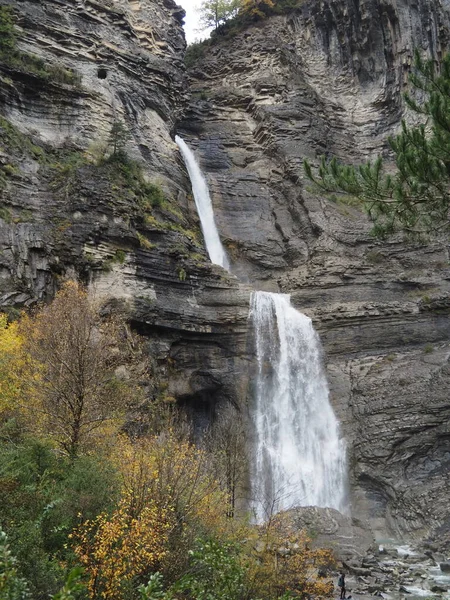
[176, 136, 348, 522]
[249, 291, 348, 522]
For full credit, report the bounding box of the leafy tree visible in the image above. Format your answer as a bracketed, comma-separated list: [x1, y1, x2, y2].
[174, 539, 247, 600]
[198, 0, 240, 30]
[72, 431, 229, 598]
[240, 0, 275, 19]
[304, 51, 450, 237]
[72, 492, 170, 599]
[0, 314, 25, 417]
[19, 281, 142, 457]
[0, 433, 119, 598]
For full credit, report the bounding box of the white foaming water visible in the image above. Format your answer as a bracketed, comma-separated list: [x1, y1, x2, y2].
[175, 138, 348, 522]
[175, 136, 229, 269]
[249, 291, 347, 522]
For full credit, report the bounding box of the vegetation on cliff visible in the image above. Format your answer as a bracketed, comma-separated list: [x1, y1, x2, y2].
[0, 283, 335, 600]
[186, 0, 303, 65]
[0, 6, 80, 86]
[304, 51, 450, 237]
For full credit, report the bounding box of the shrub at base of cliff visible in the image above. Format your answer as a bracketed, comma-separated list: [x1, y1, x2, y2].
[0, 430, 119, 599]
[72, 432, 232, 599]
[17, 281, 145, 458]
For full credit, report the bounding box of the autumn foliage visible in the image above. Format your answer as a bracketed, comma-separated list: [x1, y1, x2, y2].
[72, 492, 170, 599]
[0, 313, 25, 417]
[0, 281, 336, 600]
[17, 281, 144, 457]
[246, 515, 335, 599]
[73, 431, 231, 599]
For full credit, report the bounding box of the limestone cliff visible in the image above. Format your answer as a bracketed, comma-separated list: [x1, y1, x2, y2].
[1, 0, 450, 544]
[0, 0, 249, 419]
[180, 0, 450, 539]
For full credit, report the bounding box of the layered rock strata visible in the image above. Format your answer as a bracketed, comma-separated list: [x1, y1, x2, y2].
[1, 0, 450, 543]
[180, 0, 450, 539]
[0, 0, 250, 418]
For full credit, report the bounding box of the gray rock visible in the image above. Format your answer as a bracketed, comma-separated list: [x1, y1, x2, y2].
[1, 0, 450, 555]
[180, 0, 450, 546]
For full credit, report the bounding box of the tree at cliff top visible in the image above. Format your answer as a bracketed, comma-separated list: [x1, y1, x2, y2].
[18, 281, 144, 458]
[195, 0, 296, 38]
[304, 51, 450, 237]
[199, 0, 240, 30]
[240, 0, 275, 18]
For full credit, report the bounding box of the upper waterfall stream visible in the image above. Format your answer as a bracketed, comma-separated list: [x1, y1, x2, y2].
[176, 136, 347, 522]
[175, 136, 229, 269]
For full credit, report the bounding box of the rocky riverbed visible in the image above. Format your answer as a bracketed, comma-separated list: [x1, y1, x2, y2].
[343, 543, 450, 600]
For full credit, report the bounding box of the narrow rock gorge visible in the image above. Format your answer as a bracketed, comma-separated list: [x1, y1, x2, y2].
[1, 0, 450, 553]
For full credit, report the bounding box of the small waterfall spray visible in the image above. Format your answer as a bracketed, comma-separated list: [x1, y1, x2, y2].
[175, 136, 229, 269]
[249, 291, 347, 522]
[175, 134, 347, 523]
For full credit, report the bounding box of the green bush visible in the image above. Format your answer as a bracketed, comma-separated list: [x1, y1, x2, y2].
[0, 7, 16, 54]
[185, 40, 210, 68]
[174, 539, 247, 600]
[102, 150, 166, 212]
[0, 206, 13, 223]
[0, 435, 119, 599]
[139, 540, 249, 600]
[141, 181, 165, 208]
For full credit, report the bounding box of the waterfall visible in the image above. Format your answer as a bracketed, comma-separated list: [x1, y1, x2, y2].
[249, 291, 347, 522]
[175, 133, 347, 523]
[175, 136, 229, 269]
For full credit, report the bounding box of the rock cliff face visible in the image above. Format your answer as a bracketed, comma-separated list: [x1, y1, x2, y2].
[0, 0, 250, 421]
[1, 0, 450, 544]
[180, 0, 450, 539]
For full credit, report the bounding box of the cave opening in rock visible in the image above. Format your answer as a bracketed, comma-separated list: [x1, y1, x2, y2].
[178, 392, 218, 438]
[97, 68, 108, 79]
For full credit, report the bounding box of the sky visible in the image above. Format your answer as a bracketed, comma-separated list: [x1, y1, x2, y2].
[177, 0, 211, 43]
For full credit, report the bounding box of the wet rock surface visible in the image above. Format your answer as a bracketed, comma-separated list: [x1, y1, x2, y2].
[342, 542, 450, 600]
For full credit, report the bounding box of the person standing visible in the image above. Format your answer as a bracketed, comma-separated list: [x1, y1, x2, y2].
[338, 572, 346, 599]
